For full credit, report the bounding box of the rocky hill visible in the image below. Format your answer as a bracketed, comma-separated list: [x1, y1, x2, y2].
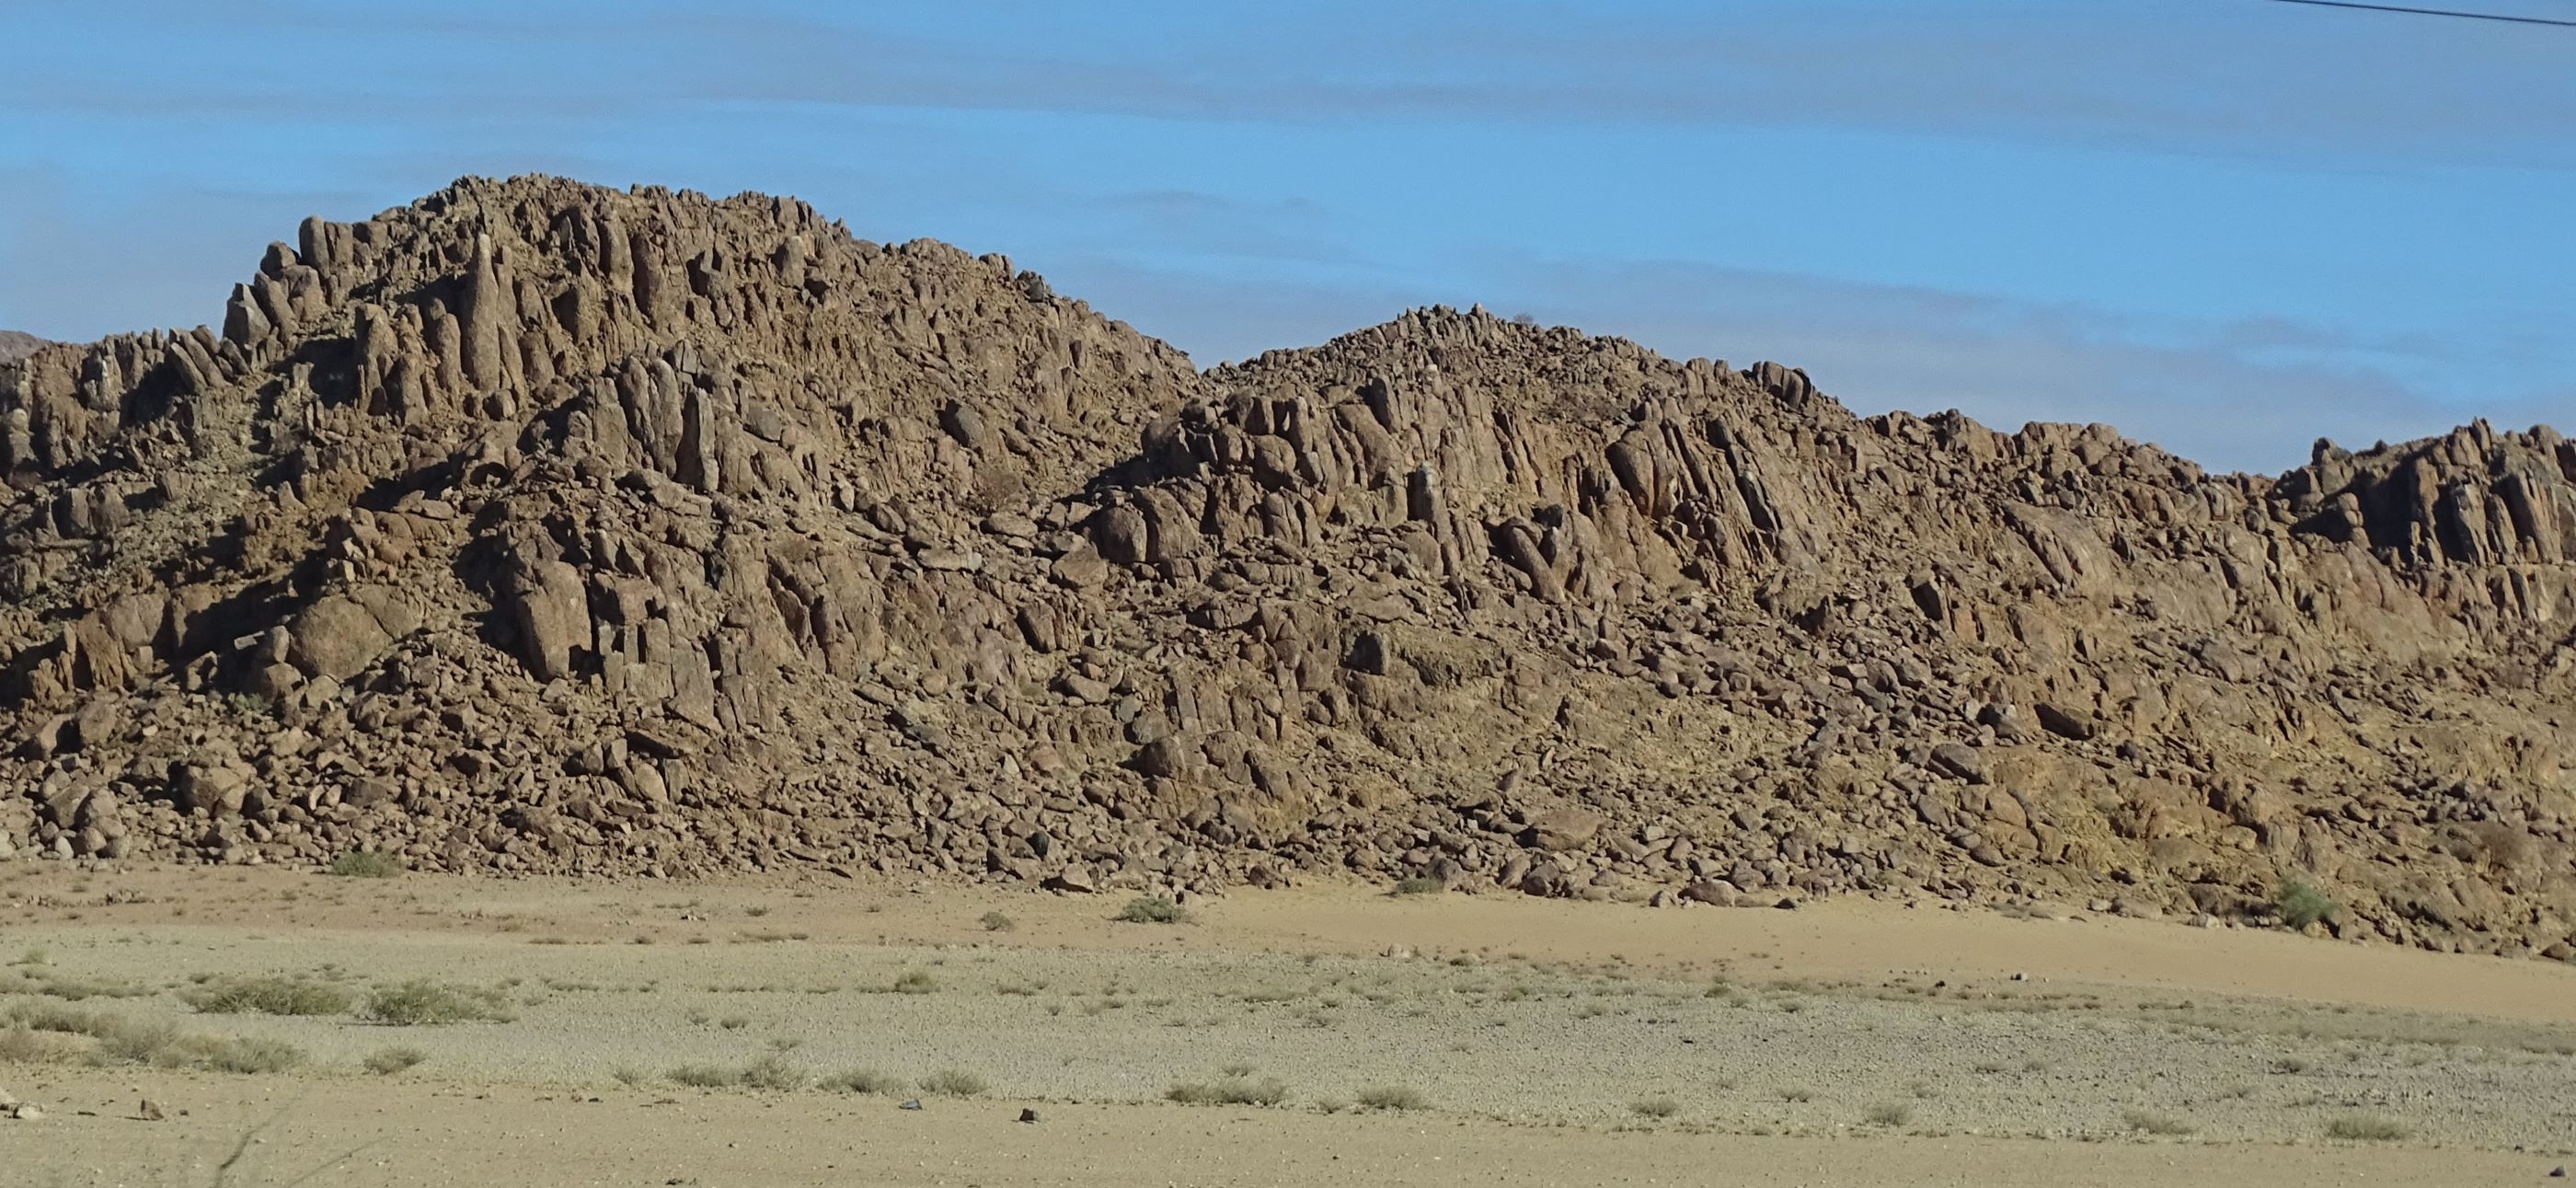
[0, 331, 44, 365]
[3, 176, 2570, 958]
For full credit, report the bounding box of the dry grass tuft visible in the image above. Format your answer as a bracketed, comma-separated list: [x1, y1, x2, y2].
[1355, 1085, 1427, 1112]
[824, 1067, 904, 1094]
[186, 975, 354, 1018]
[364, 1045, 429, 1075]
[2326, 1113, 2409, 1141]
[1167, 1076, 1291, 1106]
[2122, 1107, 2195, 1136]
[328, 850, 401, 878]
[1114, 895, 1187, 925]
[918, 1067, 988, 1097]
[364, 980, 513, 1025]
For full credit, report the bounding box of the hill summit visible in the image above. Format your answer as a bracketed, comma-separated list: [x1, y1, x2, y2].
[4, 176, 2571, 957]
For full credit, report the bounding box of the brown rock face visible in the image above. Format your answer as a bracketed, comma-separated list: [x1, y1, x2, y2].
[0, 331, 43, 366]
[1, 175, 2571, 960]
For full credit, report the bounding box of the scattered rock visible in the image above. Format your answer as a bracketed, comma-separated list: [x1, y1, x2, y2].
[1928, 744, 1989, 785]
[1681, 881, 1738, 907]
[1530, 808, 1604, 853]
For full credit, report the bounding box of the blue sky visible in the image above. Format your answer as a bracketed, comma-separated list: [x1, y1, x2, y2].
[2, 0, 2570, 473]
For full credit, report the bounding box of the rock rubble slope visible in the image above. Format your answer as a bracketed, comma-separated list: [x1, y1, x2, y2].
[3, 176, 2570, 956]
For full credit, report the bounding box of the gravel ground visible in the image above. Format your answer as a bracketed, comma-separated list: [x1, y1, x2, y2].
[7, 920, 2575, 1150]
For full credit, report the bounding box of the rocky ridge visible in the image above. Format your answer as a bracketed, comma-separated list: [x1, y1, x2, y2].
[0, 332, 45, 366]
[3, 176, 2570, 958]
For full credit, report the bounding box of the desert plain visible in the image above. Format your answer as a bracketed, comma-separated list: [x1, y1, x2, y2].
[5, 863, 2573, 1187]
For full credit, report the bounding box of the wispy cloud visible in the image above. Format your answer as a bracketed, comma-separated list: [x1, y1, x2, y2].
[1484, 254, 2563, 474]
[17, 2, 2576, 170]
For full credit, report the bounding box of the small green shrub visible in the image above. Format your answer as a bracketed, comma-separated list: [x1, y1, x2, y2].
[1355, 1085, 1426, 1111]
[1167, 1076, 1291, 1106]
[1863, 1101, 1912, 1126]
[24, 973, 148, 1001]
[668, 1064, 734, 1088]
[918, 1067, 988, 1097]
[328, 851, 401, 879]
[0, 1025, 69, 1063]
[186, 975, 353, 1018]
[198, 1035, 305, 1075]
[79, 1017, 305, 1075]
[980, 911, 1018, 932]
[364, 1046, 428, 1075]
[825, 1067, 903, 1095]
[6, 1000, 119, 1038]
[892, 969, 937, 995]
[97, 1020, 186, 1065]
[1114, 895, 1186, 925]
[1630, 1097, 1680, 1119]
[363, 980, 512, 1025]
[1391, 877, 1446, 896]
[740, 1054, 806, 1090]
[2276, 877, 2337, 930]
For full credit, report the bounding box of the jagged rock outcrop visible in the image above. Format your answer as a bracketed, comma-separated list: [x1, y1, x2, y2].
[2, 176, 2571, 962]
[0, 332, 42, 366]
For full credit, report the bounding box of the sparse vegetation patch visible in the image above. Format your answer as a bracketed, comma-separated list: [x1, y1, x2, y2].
[364, 979, 514, 1025]
[919, 1067, 989, 1097]
[1167, 1076, 1291, 1106]
[2276, 876, 2337, 930]
[328, 850, 401, 879]
[1356, 1085, 1426, 1112]
[1114, 895, 1186, 925]
[185, 975, 354, 1017]
[364, 1045, 429, 1075]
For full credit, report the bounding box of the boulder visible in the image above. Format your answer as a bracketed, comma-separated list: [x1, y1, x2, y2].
[1530, 808, 1604, 853]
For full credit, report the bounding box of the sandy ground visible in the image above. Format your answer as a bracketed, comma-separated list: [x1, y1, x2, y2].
[12, 1072, 2562, 1188]
[5, 861, 2575, 1186]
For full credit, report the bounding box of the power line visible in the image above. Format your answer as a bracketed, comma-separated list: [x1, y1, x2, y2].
[2261, 0, 2576, 27]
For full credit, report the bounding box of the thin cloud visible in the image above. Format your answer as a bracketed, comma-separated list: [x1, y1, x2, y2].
[16, 4, 2575, 168]
[1489, 254, 2561, 473]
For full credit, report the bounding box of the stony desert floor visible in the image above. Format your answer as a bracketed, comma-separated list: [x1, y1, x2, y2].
[4, 864, 2574, 1186]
